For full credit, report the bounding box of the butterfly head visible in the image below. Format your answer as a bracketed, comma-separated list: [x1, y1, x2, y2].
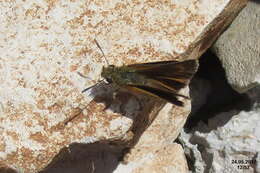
[101, 65, 116, 84]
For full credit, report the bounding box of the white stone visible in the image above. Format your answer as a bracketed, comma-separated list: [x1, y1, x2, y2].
[179, 88, 260, 173]
[211, 1, 260, 93]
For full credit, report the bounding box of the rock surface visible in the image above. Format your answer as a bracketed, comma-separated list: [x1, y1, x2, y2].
[116, 143, 188, 173]
[179, 86, 260, 173]
[0, 0, 248, 172]
[211, 0, 260, 93]
[115, 103, 190, 173]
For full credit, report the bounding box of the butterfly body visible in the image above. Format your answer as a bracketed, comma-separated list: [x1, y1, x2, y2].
[101, 65, 147, 86]
[99, 60, 198, 106]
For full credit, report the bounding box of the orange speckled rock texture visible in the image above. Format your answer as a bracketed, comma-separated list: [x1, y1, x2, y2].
[0, 0, 247, 172]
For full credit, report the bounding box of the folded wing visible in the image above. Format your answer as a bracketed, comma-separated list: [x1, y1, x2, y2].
[125, 60, 198, 106]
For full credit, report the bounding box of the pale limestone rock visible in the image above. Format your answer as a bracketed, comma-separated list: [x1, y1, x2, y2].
[115, 103, 190, 173]
[115, 143, 188, 173]
[178, 129, 205, 173]
[212, 1, 260, 93]
[179, 87, 260, 173]
[0, 0, 248, 172]
[180, 107, 260, 173]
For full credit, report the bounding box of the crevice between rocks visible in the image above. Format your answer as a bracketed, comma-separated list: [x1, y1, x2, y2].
[186, 50, 253, 130]
[177, 49, 260, 173]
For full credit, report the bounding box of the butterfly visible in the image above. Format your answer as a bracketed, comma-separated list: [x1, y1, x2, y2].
[82, 40, 198, 107]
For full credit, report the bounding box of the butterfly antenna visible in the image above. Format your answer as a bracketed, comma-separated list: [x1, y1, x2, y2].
[77, 72, 92, 80]
[94, 39, 109, 66]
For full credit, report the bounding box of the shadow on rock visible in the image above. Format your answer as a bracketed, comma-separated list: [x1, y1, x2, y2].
[41, 79, 165, 173]
[40, 142, 124, 173]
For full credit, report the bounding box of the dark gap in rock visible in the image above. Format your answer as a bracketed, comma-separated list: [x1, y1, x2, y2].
[185, 151, 196, 172]
[251, 0, 260, 5]
[200, 147, 213, 173]
[185, 50, 253, 130]
[178, 50, 260, 172]
[252, 153, 258, 173]
[175, 138, 196, 172]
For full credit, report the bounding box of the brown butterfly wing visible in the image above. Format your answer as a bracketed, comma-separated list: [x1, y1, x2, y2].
[123, 85, 184, 106]
[128, 60, 198, 92]
[127, 60, 179, 70]
[122, 60, 198, 106]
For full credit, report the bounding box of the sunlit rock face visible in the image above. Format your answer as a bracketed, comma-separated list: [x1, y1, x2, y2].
[0, 0, 247, 172]
[212, 1, 260, 93]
